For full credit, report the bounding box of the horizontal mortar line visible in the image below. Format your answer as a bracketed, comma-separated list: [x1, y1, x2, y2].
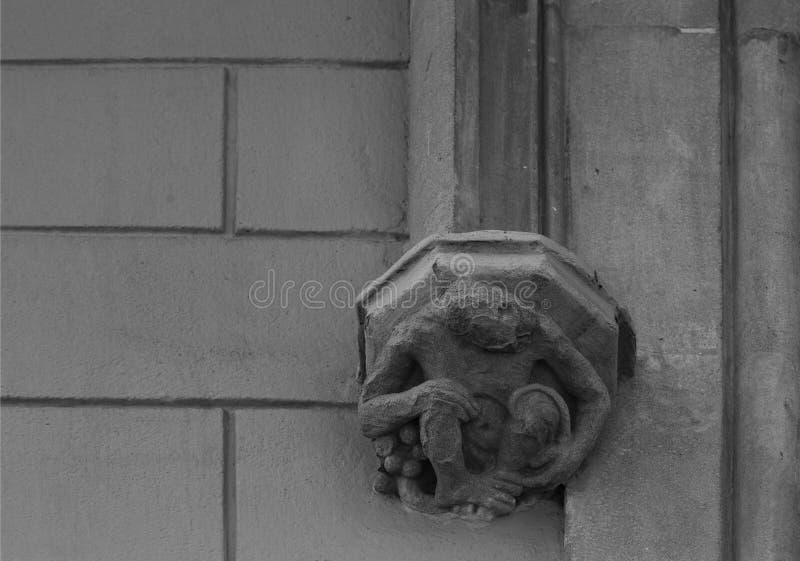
[235, 228, 409, 241]
[566, 23, 718, 33]
[0, 57, 409, 70]
[738, 27, 800, 43]
[637, 347, 721, 357]
[1, 225, 409, 241]
[1, 225, 224, 235]
[1, 396, 358, 410]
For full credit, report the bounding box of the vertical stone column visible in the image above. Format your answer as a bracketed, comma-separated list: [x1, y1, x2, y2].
[408, 0, 480, 240]
[733, 2, 800, 559]
[408, 0, 543, 240]
[560, 5, 724, 560]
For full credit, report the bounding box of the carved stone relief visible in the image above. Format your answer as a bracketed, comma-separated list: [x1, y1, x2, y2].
[356, 231, 634, 520]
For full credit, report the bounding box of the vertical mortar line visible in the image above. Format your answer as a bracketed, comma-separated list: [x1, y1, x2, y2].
[222, 409, 237, 561]
[541, 0, 568, 246]
[718, 0, 738, 559]
[223, 67, 239, 237]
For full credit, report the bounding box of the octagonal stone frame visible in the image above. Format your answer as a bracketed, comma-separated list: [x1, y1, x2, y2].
[355, 231, 635, 520]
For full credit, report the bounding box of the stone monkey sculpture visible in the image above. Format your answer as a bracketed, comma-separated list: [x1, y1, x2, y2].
[358, 282, 611, 517]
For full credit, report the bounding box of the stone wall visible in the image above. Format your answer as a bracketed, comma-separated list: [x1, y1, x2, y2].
[0, 2, 415, 559]
[3, 1, 798, 560]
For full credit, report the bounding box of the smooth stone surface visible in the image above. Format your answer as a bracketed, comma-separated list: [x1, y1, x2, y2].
[408, 0, 481, 240]
[566, 354, 723, 561]
[1, 67, 224, 229]
[1, 234, 402, 400]
[408, 0, 459, 240]
[1, 407, 223, 561]
[566, 0, 716, 28]
[235, 408, 564, 561]
[564, 27, 723, 560]
[1, 0, 408, 61]
[734, 33, 800, 561]
[736, 0, 800, 35]
[236, 68, 406, 233]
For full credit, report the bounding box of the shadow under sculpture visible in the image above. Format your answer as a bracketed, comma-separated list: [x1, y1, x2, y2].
[356, 231, 634, 520]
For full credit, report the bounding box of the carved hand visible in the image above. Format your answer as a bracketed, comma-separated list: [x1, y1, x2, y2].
[414, 379, 480, 422]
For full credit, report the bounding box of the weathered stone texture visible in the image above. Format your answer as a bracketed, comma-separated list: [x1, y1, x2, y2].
[1, 407, 223, 561]
[564, 28, 723, 560]
[1, 234, 402, 400]
[565, 355, 723, 561]
[566, 0, 716, 28]
[734, 34, 800, 561]
[1, 0, 408, 61]
[1, 67, 224, 229]
[736, 0, 800, 35]
[235, 408, 564, 561]
[236, 68, 406, 233]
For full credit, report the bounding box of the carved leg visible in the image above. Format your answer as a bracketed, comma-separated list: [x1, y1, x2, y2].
[419, 400, 520, 515]
[419, 400, 470, 506]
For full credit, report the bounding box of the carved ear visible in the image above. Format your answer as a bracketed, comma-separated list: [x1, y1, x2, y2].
[508, 384, 572, 443]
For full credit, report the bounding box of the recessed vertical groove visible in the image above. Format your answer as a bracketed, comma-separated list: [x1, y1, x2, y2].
[223, 67, 239, 237]
[477, 0, 538, 232]
[222, 409, 237, 561]
[539, 0, 568, 247]
[719, 0, 738, 559]
[536, 0, 547, 235]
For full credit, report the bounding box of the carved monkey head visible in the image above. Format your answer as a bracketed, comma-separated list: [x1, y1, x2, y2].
[442, 281, 535, 352]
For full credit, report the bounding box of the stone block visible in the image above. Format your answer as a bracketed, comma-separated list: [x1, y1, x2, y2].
[566, 27, 721, 354]
[737, 0, 800, 35]
[1, 67, 223, 229]
[563, 28, 723, 559]
[1, 407, 223, 561]
[566, 0, 716, 28]
[408, 0, 481, 240]
[1, 0, 408, 61]
[734, 34, 800, 561]
[236, 68, 406, 233]
[1, 234, 402, 400]
[235, 408, 564, 561]
[566, 353, 723, 561]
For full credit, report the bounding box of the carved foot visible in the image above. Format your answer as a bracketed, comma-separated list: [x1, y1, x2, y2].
[435, 472, 523, 517]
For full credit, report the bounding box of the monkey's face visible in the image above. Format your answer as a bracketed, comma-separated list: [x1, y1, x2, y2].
[464, 304, 531, 352]
[442, 284, 535, 352]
